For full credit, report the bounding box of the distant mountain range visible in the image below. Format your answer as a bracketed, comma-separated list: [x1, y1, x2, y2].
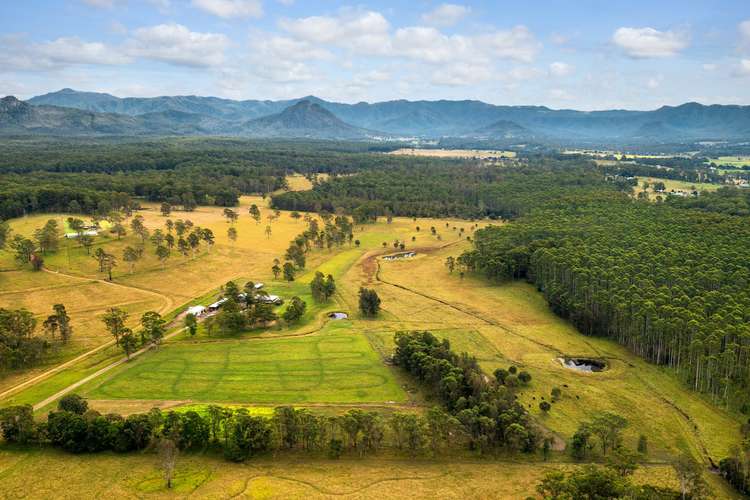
[1, 87, 749, 143]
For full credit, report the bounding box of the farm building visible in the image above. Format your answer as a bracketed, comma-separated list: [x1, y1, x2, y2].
[208, 298, 228, 311]
[254, 282, 264, 289]
[186, 305, 206, 317]
[259, 294, 283, 305]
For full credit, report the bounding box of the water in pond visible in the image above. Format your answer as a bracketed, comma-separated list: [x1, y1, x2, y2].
[562, 358, 607, 372]
[328, 312, 348, 320]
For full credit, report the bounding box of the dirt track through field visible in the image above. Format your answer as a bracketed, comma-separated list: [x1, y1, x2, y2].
[32, 327, 187, 411]
[0, 269, 174, 404]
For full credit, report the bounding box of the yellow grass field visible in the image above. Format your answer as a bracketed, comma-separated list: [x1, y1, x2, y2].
[388, 148, 516, 159]
[634, 176, 720, 200]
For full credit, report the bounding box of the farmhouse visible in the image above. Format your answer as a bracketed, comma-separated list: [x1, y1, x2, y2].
[258, 294, 283, 305]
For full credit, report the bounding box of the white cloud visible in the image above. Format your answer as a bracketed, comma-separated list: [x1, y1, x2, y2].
[431, 63, 493, 86]
[280, 11, 539, 64]
[736, 59, 750, 77]
[421, 4, 470, 27]
[647, 75, 663, 89]
[740, 20, 750, 52]
[549, 61, 573, 77]
[126, 24, 229, 67]
[191, 0, 263, 19]
[548, 88, 573, 101]
[82, 0, 116, 7]
[0, 35, 130, 71]
[279, 11, 391, 55]
[612, 27, 689, 58]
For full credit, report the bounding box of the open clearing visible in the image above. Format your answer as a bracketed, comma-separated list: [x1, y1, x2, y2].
[388, 148, 516, 159]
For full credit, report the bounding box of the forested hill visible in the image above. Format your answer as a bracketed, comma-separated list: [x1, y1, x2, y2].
[17, 88, 750, 142]
[461, 197, 750, 408]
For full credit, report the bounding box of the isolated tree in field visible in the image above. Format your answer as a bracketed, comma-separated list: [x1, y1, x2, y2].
[271, 259, 281, 280]
[102, 307, 128, 346]
[358, 288, 380, 317]
[177, 238, 189, 257]
[131, 215, 149, 243]
[102, 252, 117, 281]
[606, 446, 639, 477]
[67, 217, 85, 242]
[165, 219, 174, 233]
[283, 296, 306, 323]
[112, 222, 126, 239]
[123, 246, 141, 273]
[156, 245, 170, 267]
[674, 456, 709, 499]
[589, 412, 628, 455]
[34, 219, 60, 254]
[248, 204, 261, 224]
[283, 262, 296, 281]
[79, 234, 94, 255]
[158, 438, 178, 489]
[174, 219, 186, 237]
[223, 208, 239, 224]
[201, 228, 215, 251]
[227, 226, 237, 244]
[518, 370, 532, 384]
[10, 236, 35, 266]
[160, 202, 171, 217]
[539, 401, 551, 413]
[354, 239, 360, 247]
[265, 225, 272, 239]
[43, 304, 72, 342]
[185, 313, 197, 337]
[187, 231, 201, 256]
[291, 211, 301, 222]
[141, 311, 166, 346]
[445, 256, 455, 274]
[164, 233, 175, 249]
[120, 328, 138, 359]
[150, 228, 165, 247]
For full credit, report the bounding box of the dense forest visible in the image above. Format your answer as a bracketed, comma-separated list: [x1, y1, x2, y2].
[273, 160, 623, 219]
[667, 186, 750, 216]
[0, 139, 461, 220]
[461, 197, 750, 408]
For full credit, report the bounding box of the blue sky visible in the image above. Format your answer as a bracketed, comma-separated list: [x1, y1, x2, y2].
[1, 0, 749, 109]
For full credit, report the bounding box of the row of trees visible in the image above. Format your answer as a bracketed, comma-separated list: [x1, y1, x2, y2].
[0, 396, 471, 462]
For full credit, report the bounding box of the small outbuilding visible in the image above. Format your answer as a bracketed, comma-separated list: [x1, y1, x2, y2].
[186, 305, 207, 317]
[208, 298, 228, 311]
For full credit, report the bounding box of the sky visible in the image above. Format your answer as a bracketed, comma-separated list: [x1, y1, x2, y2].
[1, 0, 749, 110]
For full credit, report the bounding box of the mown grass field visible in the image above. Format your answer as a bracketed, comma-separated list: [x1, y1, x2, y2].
[634, 176, 720, 200]
[388, 148, 516, 159]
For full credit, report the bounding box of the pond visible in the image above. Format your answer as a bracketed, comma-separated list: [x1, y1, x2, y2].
[328, 312, 349, 320]
[561, 357, 608, 372]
